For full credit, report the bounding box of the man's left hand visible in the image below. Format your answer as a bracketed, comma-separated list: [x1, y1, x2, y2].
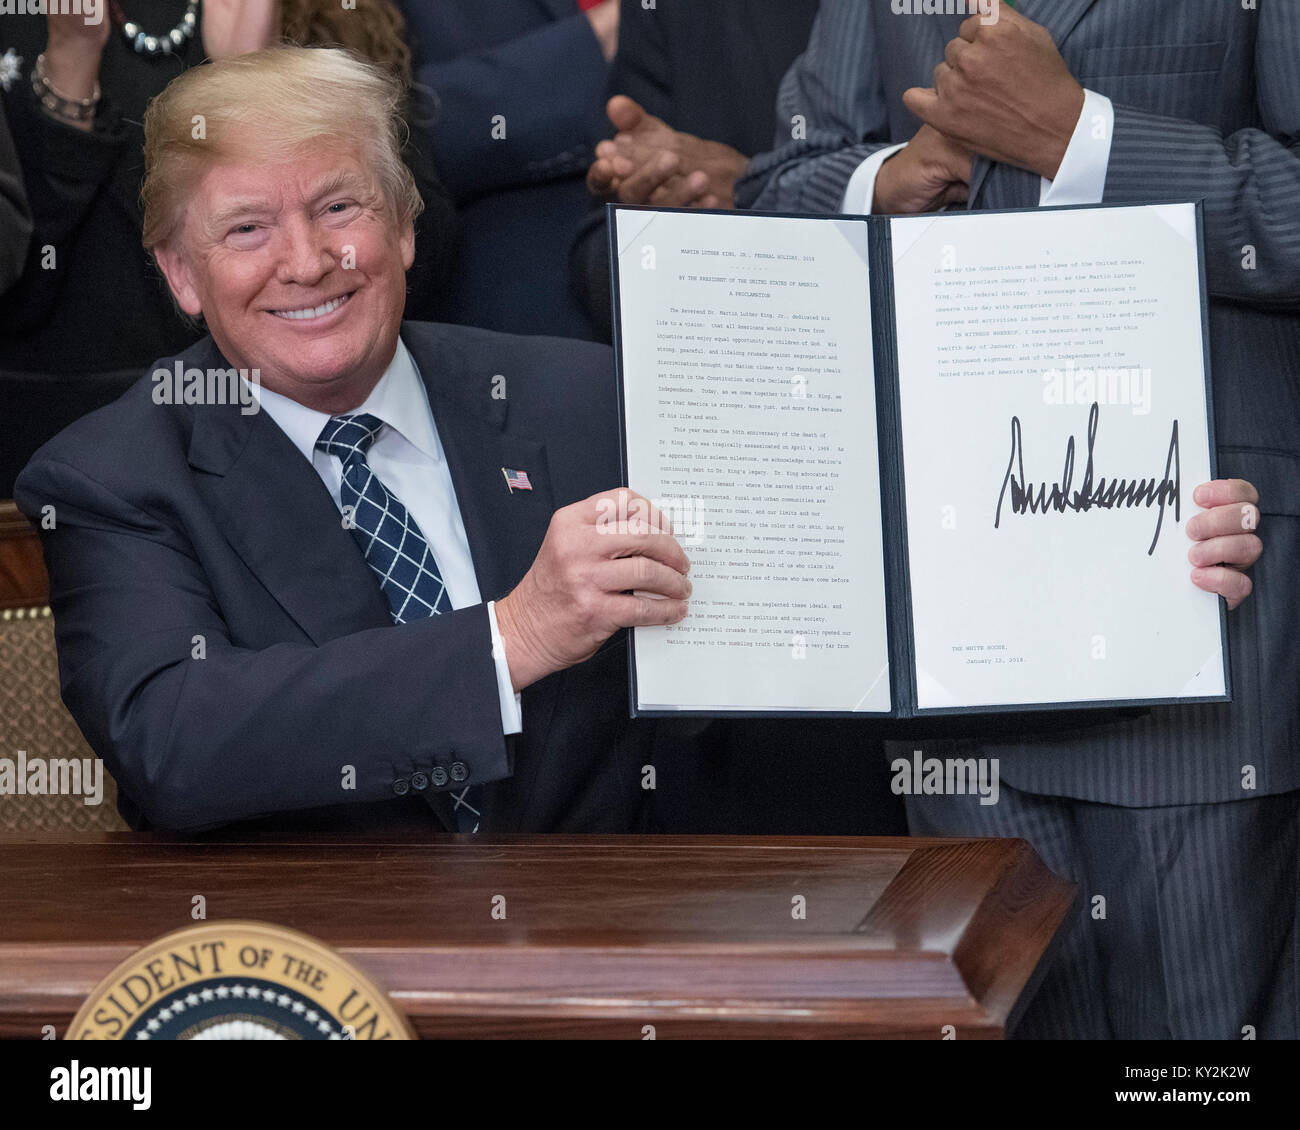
[902, 6, 1083, 180]
[1187, 479, 1263, 610]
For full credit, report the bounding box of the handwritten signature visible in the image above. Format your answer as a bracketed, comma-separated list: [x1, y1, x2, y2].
[994, 402, 1180, 555]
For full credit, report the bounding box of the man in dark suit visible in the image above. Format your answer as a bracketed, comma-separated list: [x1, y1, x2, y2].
[14, 46, 699, 837]
[398, 0, 619, 340]
[736, 0, 1298, 1038]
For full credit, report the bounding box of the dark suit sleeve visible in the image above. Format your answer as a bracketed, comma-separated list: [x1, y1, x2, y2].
[0, 99, 32, 295]
[606, 0, 673, 121]
[0, 82, 131, 328]
[411, 13, 609, 203]
[1101, 120, 1300, 307]
[978, 11, 1300, 309]
[15, 458, 512, 832]
[734, 0, 895, 212]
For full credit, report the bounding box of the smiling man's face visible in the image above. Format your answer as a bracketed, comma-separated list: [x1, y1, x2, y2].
[155, 142, 414, 414]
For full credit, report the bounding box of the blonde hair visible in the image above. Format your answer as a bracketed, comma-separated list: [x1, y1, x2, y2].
[141, 46, 423, 254]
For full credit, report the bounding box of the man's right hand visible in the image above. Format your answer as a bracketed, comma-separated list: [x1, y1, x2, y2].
[871, 124, 973, 214]
[494, 489, 691, 692]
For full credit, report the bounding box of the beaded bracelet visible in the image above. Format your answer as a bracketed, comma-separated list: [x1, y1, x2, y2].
[32, 52, 101, 124]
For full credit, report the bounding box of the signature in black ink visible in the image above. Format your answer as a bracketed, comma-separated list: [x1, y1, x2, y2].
[994, 402, 1180, 556]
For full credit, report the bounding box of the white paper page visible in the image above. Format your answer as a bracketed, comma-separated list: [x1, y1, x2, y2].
[891, 204, 1224, 709]
[614, 209, 890, 712]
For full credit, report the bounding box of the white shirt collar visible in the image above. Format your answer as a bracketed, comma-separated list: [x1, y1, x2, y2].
[252, 338, 439, 464]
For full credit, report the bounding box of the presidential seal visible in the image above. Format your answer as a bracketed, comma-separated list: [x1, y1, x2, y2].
[68, 921, 414, 1040]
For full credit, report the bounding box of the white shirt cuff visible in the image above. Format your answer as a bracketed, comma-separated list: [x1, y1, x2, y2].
[486, 600, 523, 735]
[840, 142, 909, 213]
[1039, 89, 1114, 207]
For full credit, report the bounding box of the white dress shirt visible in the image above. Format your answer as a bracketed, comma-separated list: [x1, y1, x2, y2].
[840, 89, 1116, 213]
[252, 339, 523, 735]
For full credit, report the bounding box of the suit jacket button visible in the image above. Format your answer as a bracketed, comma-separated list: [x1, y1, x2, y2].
[392, 777, 411, 797]
[430, 766, 448, 788]
[450, 761, 468, 783]
[410, 771, 430, 792]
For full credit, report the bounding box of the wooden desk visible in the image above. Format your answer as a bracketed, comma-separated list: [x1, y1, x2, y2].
[0, 500, 46, 611]
[0, 833, 1073, 1039]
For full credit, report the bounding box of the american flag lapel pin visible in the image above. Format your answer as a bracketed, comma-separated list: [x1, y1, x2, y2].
[502, 467, 532, 493]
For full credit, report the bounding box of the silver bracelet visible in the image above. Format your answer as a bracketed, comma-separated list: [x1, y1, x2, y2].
[32, 52, 101, 124]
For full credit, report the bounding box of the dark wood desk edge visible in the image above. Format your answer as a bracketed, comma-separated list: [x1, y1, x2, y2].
[0, 499, 47, 610]
[0, 500, 32, 537]
[0, 835, 1073, 1039]
[861, 839, 1075, 1034]
[949, 840, 1074, 1032]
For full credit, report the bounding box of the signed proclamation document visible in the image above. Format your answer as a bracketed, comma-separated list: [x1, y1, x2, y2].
[610, 202, 1228, 718]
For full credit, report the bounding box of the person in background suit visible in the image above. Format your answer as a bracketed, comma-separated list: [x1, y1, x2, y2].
[737, 0, 1297, 1039]
[399, 0, 619, 341]
[0, 0, 458, 497]
[568, 0, 821, 343]
[15, 47, 708, 837]
[0, 98, 31, 295]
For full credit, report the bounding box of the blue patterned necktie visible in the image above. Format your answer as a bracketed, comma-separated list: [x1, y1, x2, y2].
[316, 412, 482, 832]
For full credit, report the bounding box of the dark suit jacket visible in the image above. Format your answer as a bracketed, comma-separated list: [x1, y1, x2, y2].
[569, 0, 820, 341]
[0, 98, 30, 296]
[14, 322, 710, 835]
[737, 0, 1300, 806]
[399, 0, 610, 340]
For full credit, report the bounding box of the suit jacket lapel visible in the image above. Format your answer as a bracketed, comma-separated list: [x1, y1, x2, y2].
[1016, 0, 1098, 51]
[187, 339, 391, 645]
[404, 324, 555, 603]
[188, 327, 559, 643]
